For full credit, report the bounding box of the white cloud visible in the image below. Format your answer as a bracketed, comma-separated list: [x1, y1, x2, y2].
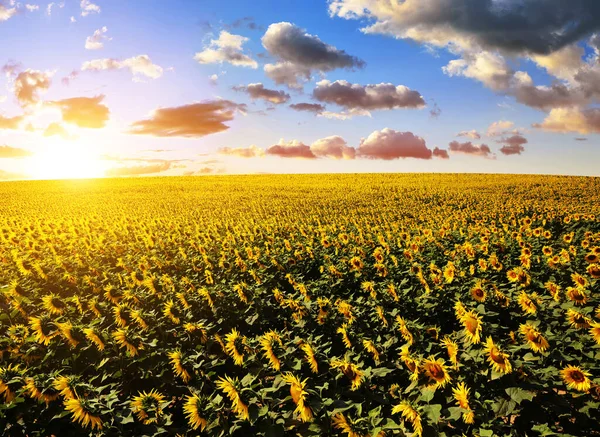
[85, 26, 111, 50]
[82, 55, 163, 80]
[194, 31, 257, 68]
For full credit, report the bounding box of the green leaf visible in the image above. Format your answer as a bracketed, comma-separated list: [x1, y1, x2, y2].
[493, 398, 516, 417]
[422, 404, 442, 423]
[505, 387, 535, 404]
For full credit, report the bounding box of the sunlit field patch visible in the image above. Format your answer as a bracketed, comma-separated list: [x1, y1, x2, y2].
[0, 173, 599, 436]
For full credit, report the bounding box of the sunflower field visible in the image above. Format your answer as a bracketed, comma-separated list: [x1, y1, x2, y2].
[1, 174, 600, 436]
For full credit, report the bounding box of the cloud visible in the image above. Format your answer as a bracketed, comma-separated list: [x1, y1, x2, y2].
[82, 55, 163, 79]
[14, 69, 52, 107]
[329, 0, 600, 56]
[233, 83, 290, 104]
[0, 1, 17, 21]
[497, 134, 528, 155]
[265, 139, 316, 159]
[106, 161, 172, 177]
[194, 31, 258, 68]
[311, 135, 355, 159]
[443, 51, 514, 91]
[457, 130, 481, 140]
[289, 102, 325, 114]
[0, 168, 24, 180]
[219, 145, 265, 158]
[230, 16, 261, 31]
[313, 80, 425, 111]
[433, 147, 449, 159]
[0, 145, 32, 158]
[429, 101, 441, 118]
[0, 114, 24, 130]
[357, 128, 434, 160]
[128, 100, 244, 138]
[263, 62, 312, 90]
[61, 70, 79, 86]
[49, 95, 109, 128]
[318, 108, 371, 120]
[43, 122, 70, 138]
[2, 60, 21, 77]
[80, 0, 100, 17]
[46, 2, 65, 16]
[532, 107, 600, 134]
[262, 22, 364, 88]
[487, 120, 515, 137]
[209, 74, 219, 85]
[575, 137, 588, 141]
[448, 140, 494, 158]
[25, 4, 39, 12]
[85, 26, 110, 50]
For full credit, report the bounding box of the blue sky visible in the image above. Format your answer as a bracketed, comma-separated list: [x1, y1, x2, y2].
[0, 0, 598, 179]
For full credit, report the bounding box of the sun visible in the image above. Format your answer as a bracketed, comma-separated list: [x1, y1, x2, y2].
[25, 141, 109, 180]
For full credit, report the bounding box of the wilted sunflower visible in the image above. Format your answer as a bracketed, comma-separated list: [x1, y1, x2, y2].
[362, 339, 381, 364]
[519, 324, 549, 353]
[283, 373, 313, 422]
[183, 394, 208, 431]
[422, 356, 451, 388]
[452, 382, 474, 424]
[561, 365, 592, 392]
[484, 337, 512, 374]
[216, 376, 249, 420]
[396, 316, 414, 345]
[130, 389, 166, 424]
[332, 413, 368, 437]
[62, 397, 103, 430]
[168, 350, 191, 383]
[337, 324, 353, 349]
[459, 310, 483, 344]
[392, 401, 423, 437]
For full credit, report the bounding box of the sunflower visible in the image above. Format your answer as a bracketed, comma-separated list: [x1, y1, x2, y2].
[470, 280, 487, 302]
[572, 273, 589, 289]
[566, 287, 588, 306]
[399, 345, 420, 381]
[507, 267, 530, 286]
[24, 376, 60, 405]
[53, 375, 79, 400]
[56, 321, 83, 348]
[362, 339, 381, 364]
[519, 323, 549, 353]
[216, 376, 249, 420]
[396, 316, 414, 345]
[260, 330, 283, 371]
[518, 291, 537, 315]
[452, 382, 474, 424]
[459, 310, 483, 344]
[337, 324, 352, 349]
[283, 373, 313, 422]
[112, 328, 141, 356]
[585, 253, 599, 264]
[83, 327, 105, 351]
[483, 337, 512, 374]
[300, 342, 319, 373]
[561, 365, 592, 392]
[422, 356, 451, 388]
[224, 329, 246, 366]
[567, 309, 591, 329]
[131, 309, 149, 330]
[332, 413, 367, 437]
[131, 389, 166, 424]
[183, 394, 208, 431]
[163, 300, 181, 324]
[587, 264, 600, 279]
[41, 294, 66, 315]
[444, 261, 456, 283]
[0, 364, 24, 402]
[168, 350, 191, 383]
[64, 398, 103, 430]
[441, 336, 459, 367]
[392, 401, 423, 437]
[375, 306, 389, 327]
[330, 357, 364, 390]
[544, 281, 561, 301]
[29, 315, 56, 346]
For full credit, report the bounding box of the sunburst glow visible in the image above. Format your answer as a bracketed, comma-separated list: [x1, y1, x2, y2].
[24, 141, 108, 180]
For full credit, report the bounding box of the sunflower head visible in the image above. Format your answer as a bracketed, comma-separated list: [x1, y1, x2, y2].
[422, 356, 451, 388]
[130, 389, 167, 424]
[484, 337, 512, 374]
[183, 394, 209, 431]
[561, 365, 592, 392]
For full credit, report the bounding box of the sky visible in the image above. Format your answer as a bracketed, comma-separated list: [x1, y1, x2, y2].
[0, 0, 599, 180]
